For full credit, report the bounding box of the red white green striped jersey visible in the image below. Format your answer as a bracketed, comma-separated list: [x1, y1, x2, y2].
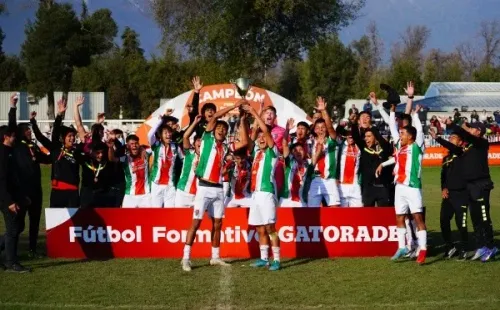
[229, 161, 251, 199]
[250, 146, 279, 194]
[122, 151, 152, 195]
[177, 148, 199, 195]
[312, 137, 338, 179]
[280, 156, 310, 202]
[149, 142, 183, 186]
[338, 142, 360, 184]
[195, 132, 234, 184]
[394, 142, 423, 188]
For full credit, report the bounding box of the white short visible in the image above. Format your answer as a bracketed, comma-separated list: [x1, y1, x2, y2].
[307, 177, 341, 207]
[223, 181, 230, 198]
[248, 192, 277, 226]
[339, 183, 363, 207]
[279, 198, 306, 208]
[225, 195, 251, 208]
[192, 185, 225, 220]
[122, 194, 151, 208]
[394, 184, 423, 215]
[174, 190, 195, 207]
[150, 183, 176, 208]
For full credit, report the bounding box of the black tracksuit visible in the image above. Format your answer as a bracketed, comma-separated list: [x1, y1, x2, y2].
[80, 157, 114, 208]
[439, 150, 468, 250]
[8, 108, 51, 252]
[441, 126, 494, 248]
[351, 124, 394, 206]
[0, 143, 28, 267]
[32, 115, 85, 208]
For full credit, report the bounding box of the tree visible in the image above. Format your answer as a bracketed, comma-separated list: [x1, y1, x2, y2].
[150, 0, 364, 75]
[299, 36, 358, 114]
[473, 64, 500, 82]
[479, 20, 500, 66]
[277, 59, 302, 103]
[457, 42, 481, 81]
[0, 55, 28, 90]
[22, 2, 117, 119]
[422, 49, 464, 91]
[389, 58, 423, 95]
[121, 27, 144, 58]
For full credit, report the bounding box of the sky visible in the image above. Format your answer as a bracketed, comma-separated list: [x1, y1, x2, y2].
[0, 0, 499, 63]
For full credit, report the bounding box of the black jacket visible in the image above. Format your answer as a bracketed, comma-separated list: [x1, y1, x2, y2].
[0, 144, 25, 208]
[440, 150, 466, 191]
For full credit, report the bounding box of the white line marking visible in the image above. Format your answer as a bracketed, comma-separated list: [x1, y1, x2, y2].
[1, 298, 498, 309]
[215, 265, 232, 310]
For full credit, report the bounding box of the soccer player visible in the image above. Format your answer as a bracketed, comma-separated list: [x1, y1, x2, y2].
[279, 118, 311, 208]
[429, 129, 469, 259]
[383, 82, 428, 264]
[224, 148, 252, 208]
[148, 114, 183, 208]
[336, 131, 362, 207]
[174, 115, 203, 207]
[181, 100, 248, 272]
[308, 97, 339, 208]
[8, 94, 50, 258]
[243, 104, 281, 271]
[110, 135, 152, 208]
[80, 141, 114, 208]
[289, 121, 312, 157]
[32, 98, 86, 208]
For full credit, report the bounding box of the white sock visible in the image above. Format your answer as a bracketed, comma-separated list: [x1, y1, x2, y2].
[397, 228, 407, 249]
[404, 219, 412, 249]
[417, 230, 427, 250]
[272, 246, 280, 262]
[260, 245, 269, 261]
[211, 246, 220, 259]
[183, 244, 191, 260]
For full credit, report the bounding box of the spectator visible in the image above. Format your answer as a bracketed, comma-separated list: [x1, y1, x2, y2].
[494, 111, 500, 123]
[470, 110, 479, 123]
[479, 109, 488, 123]
[331, 105, 340, 123]
[363, 99, 372, 113]
[453, 109, 461, 124]
[429, 115, 443, 135]
[348, 104, 359, 116]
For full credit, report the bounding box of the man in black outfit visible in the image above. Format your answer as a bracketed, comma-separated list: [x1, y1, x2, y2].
[8, 95, 50, 258]
[441, 119, 497, 261]
[80, 142, 114, 208]
[0, 121, 31, 273]
[431, 130, 469, 260]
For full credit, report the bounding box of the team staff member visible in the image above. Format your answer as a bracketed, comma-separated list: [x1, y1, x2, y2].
[430, 130, 469, 260]
[8, 94, 50, 258]
[32, 98, 86, 208]
[0, 124, 31, 273]
[80, 142, 114, 208]
[442, 119, 497, 261]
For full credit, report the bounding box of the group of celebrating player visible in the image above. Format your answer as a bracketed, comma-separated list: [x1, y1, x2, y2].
[0, 77, 496, 273]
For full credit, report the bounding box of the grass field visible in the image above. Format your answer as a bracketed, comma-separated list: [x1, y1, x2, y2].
[0, 167, 499, 310]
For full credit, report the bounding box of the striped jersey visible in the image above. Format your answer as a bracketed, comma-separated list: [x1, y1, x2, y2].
[394, 142, 423, 188]
[312, 137, 338, 179]
[229, 161, 251, 199]
[290, 136, 313, 158]
[177, 148, 199, 195]
[250, 146, 279, 194]
[338, 142, 360, 184]
[281, 156, 309, 202]
[195, 132, 234, 184]
[149, 142, 183, 186]
[122, 151, 152, 195]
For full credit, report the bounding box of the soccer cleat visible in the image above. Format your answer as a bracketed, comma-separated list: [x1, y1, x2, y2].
[481, 247, 498, 262]
[471, 247, 488, 261]
[445, 246, 457, 259]
[456, 250, 469, 261]
[181, 259, 192, 272]
[268, 260, 281, 271]
[209, 258, 230, 266]
[250, 259, 269, 268]
[391, 248, 409, 261]
[5, 263, 31, 273]
[416, 249, 427, 265]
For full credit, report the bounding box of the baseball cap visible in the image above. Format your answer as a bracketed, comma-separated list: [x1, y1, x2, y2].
[469, 122, 486, 136]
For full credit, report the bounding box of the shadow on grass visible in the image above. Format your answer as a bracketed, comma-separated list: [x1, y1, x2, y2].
[280, 258, 323, 270]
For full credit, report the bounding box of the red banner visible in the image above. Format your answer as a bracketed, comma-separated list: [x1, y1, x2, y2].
[45, 208, 398, 259]
[423, 145, 500, 166]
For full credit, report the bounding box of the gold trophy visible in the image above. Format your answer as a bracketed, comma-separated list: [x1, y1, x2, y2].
[230, 78, 252, 99]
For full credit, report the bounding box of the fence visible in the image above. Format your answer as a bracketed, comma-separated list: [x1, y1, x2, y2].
[0, 119, 145, 134]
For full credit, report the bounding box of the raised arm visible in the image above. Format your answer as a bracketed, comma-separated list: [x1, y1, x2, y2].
[30, 112, 53, 150]
[349, 114, 365, 149]
[371, 92, 390, 125]
[388, 102, 400, 143]
[316, 97, 337, 139]
[232, 113, 249, 151]
[52, 98, 67, 144]
[73, 96, 87, 142]
[8, 93, 18, 133]
[190, 76, 203, 123]
[205, 100, 244, 132]
[147, 116, 163, 146]
[282, 118, 295, 158]
[183, 115, 203, 150]
[404, 81, 414, 115]
[242, 104, 274, 148]
[412, 104, 424, 148]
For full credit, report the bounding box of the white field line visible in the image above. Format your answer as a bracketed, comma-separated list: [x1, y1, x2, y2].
[215, 265, 233, 310]
[1, 298, 499, 309]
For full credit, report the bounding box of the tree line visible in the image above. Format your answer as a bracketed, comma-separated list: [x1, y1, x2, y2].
[0, 0, 499, 119]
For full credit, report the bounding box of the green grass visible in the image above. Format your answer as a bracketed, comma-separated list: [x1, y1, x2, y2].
[0, 167, 499, 310]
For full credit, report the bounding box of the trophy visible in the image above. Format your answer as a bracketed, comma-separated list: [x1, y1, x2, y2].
[230, 78, 252, 99]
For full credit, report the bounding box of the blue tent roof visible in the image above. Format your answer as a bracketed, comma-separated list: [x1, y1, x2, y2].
[395, 96, 500, 113]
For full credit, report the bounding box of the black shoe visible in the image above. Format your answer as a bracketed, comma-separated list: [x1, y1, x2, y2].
[456, 250, 469, 261]
[5, 263, 31, 273]
[28, 250, 45, 259]
[445, 246, 457, 259]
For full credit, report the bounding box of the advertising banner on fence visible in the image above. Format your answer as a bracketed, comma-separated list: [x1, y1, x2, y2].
[423, 144, 500, 166]
[46, 208, 398, 259]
